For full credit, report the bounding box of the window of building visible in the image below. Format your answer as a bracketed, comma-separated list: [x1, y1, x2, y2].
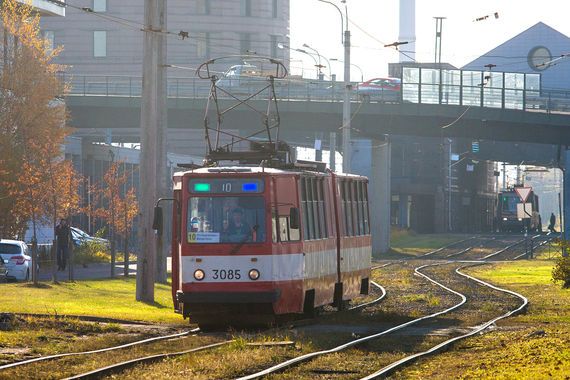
[196, 32, 209, 58]
[93, 0, 106, 12]
[239, 33, 251, 54]
[272, 0, 278, 18]
[42, 30, 55, 52]
[196, 0, 210, 14]
[93, 31, 107, 57]
[241, 0, 251, 17]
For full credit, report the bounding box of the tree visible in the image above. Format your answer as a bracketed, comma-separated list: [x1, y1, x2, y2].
[92, 161, 139, 278]
[0, 0, 72, 240]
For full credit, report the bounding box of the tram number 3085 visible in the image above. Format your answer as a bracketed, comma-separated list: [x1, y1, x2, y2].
[212, 269, 241, 280]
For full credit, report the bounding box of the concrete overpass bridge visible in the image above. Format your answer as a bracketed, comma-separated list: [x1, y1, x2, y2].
[64, 69, 570, 253]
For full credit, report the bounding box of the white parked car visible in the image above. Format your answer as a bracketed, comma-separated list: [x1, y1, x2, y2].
[0, 239, 33, 281]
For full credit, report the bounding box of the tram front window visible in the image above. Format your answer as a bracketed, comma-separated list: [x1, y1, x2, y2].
[187, 196, 265, 243]
[501, 195, 519, 212]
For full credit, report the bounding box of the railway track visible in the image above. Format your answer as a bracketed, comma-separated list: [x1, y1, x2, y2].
[1, 234, 549, 379]
[232, 236, 532, 379]
[0, 281, 386, 379]
[359, 263, 528, 379]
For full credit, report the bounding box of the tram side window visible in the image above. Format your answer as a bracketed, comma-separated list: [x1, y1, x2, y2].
[356, 181, 364, 235]
[363, 183, 370, 234]
[344, 181, 354, 236]
[299, 176, 330, 240]
[306, 178, 315, 240]
[312, 178, 322, 238]
[301, 178, 309, 240]
[352, 181, 360, 236]
[318, 179, 328, 238]
[272, 212, 278, 243]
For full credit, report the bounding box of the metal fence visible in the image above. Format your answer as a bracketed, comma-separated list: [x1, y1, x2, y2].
[62, 71, 570, 113]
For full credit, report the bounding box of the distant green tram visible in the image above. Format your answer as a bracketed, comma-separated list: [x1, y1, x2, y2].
[495, 188, 541, 232]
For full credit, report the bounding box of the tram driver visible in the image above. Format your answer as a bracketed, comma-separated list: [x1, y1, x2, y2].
[223, 208, 255, 242]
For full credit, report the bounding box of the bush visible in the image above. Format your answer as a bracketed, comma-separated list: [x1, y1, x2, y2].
[552, 256, 570, 288]
[73, 240, 109, 266]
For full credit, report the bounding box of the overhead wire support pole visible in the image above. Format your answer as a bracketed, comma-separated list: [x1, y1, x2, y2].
[137, 0, 168, 302]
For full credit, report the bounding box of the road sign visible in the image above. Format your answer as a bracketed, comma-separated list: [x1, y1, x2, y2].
[517, 203, 533, 219]
[515, 187, 532, 202]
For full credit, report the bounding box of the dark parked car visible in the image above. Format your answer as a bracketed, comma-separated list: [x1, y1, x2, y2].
[356, 77, 401, 102]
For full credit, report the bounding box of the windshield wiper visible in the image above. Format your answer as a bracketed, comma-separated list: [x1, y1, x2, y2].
[230, 225, 259, 255]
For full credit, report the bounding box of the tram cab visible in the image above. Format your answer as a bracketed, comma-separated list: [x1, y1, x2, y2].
[165, 165, 371, 327]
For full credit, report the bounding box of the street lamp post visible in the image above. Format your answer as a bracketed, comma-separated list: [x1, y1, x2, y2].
[318, 0, 351, 173]
[303, 43, 331, 80]
[278, 43, 320, 79]
[330, 58, 363, 82]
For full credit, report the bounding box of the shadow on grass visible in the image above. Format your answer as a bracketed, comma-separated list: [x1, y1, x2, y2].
[21, 282, 53, 289]
[139, 300, 169, 309]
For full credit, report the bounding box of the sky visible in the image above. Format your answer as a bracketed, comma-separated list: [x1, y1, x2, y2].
[290, 0, 570, 81]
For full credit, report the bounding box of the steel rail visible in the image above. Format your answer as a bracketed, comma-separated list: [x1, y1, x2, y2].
[235, 261, 467, 380]
[348, 281, 387, 311]
[512, 236, 556, 260]
[0, 328, 200, 371]
[63, 340, 233, 380]
[373, 236, 480, 270]
[444, 246, 472, 258]
[421, 236, 478, 257]
[360, 263, 528, 379]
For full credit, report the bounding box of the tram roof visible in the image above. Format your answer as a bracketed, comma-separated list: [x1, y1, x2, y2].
[174, 166, 367, 180]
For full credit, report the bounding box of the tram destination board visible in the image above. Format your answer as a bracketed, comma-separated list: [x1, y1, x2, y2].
[189, 178, 264, 194]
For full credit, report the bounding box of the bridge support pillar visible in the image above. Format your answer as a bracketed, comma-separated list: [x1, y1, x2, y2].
[399, 195, 410, 228]
[370, 137, 391, 257]
[562, 147, 570, 256]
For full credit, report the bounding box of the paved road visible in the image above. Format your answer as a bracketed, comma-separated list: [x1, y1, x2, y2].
[37, 262, 138, 281]
[35, 258, 173, 281]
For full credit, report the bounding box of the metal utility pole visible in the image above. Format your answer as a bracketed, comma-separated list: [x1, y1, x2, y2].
[342, 28, 351, 173]
[317, 0, 351, 173]
[137, 0, 167, 302]
[434, 17, 445, 64]
[329, 132, 336, 172]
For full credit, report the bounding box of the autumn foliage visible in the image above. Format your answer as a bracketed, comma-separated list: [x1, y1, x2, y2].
[92, 161, 139, 240]
[0, 0, 79, 237]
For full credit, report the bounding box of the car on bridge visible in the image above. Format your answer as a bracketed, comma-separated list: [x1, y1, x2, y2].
[356, 77, 401, 102]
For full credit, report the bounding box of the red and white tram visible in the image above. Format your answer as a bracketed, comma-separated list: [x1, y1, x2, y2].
[165, 165, 372, 327]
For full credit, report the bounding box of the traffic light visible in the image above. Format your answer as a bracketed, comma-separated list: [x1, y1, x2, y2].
[471, 141, 480, 153]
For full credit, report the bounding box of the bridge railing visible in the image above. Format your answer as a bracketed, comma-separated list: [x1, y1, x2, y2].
[401, 67, 570, 114]
[62, 72, 570, 114]
[62, 74, 362, 102]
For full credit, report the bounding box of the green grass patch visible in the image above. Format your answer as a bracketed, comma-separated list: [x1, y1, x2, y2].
[390, 228, 470, 256]
[395, 259, 570, 379]
[0, 278, 183, 324]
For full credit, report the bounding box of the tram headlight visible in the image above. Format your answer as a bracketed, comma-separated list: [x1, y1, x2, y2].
[194, 269, 205, 281]
[248, 269, 260, 281]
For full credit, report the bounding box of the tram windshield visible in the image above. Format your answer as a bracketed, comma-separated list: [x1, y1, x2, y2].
[187, 196, 265, 243]
[500, 194, 519, 212]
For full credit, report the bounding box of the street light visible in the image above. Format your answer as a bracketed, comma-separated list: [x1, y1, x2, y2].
[330, 58, 363, 82]
[317, 0, 351, 173]
[278, 43, 320, 79]
[302, 43, 331, 80]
